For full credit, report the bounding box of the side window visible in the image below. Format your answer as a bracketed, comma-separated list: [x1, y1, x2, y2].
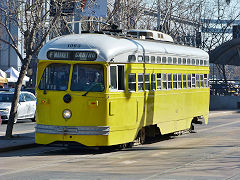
[192, 59, 196, 65]
[187, 74, 191, 88]
[168, 73, 172, 90]
[109, 65, 125, 91]
[196, 74, 200, 88]
[173, 58, 177, 64]
[187, 58, 191, 65]
[183, 58, 187, 64]
[138, 74, 144, 91]
[118, 66, 125, 90]
[204, 60, 208, 66]
[157, 73, 161, 90]
[151, 74, 156, 91]
[200, 74, 204, 87]
[173, 73, 177, 89]
[192, 74, 196, 88]
[138, 55, 143, 62]
[110, 66, 117, 90]
[145, 74, 150, 91]
[162, 74, 167, 90]
[168, 57, 172, 64]
[200, 60, 204, 66]
[196, 59, 200, 65]
[178, 58, 182, 64]
[19, 94, 25, 102]
[204, 74, 208, 87]
[183, 74, 187, 88]
[128, 55, 136, 62]
[25, 94, 36, 101]
[151, 56, 155, 63]
[144, 56, 149, 63]
[157, 56, 161, 63]
[162, 57, 167, 64]
[178, 74, 182, 89]
[128, 73, 136, 92]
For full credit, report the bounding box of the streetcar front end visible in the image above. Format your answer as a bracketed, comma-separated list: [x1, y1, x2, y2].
[35, 49, 112, 146]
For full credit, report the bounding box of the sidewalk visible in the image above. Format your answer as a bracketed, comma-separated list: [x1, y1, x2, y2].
[0, 110, 239, 153]
[0, 132, 36, 153]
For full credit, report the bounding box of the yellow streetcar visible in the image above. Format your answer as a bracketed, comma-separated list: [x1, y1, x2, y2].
[35, 30, 209, 147]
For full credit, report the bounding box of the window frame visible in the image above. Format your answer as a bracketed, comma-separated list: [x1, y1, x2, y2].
[157, 73, 161, 90]
[157, 56, 161, 63]
[183, 58, 187, 65]
[178, 73, 182, 89]
[145, 74, 150, 91]
[168, 57, 173, 64]
[162, 73, 167, 90]
[187, 74, 191, 88]
[168, 73, 172, 90]
[128, 73, 136, 92]
[183, 74, 187, 89]
[109, 64, 125, 92]
[138, 55, 143, 62]
[178, 58, 182, 64]
[151, 73, 156, 91]
[162, 57, 167, 64]
[151, 56, 156, 64]
[204, 74, 208, 87]
[196, 74, 200, 88]
[138, 73, 144, 92]
[128, 55, 136, 62]
[200, 74, 204, 87]
[173, 73, 177, 89]
[192, 74, 196, 88]
[144, 56, 150, 63]
[173, 57, 177, 64]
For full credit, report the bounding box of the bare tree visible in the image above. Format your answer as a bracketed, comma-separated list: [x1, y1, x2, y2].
[106, 0, 147, 29]
[0, 0, 69, 138]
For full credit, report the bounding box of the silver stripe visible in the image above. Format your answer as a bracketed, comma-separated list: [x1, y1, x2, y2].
[35, 124, 110, 135]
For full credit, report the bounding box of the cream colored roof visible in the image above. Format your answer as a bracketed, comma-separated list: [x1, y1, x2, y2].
[38, 33, 209, 62]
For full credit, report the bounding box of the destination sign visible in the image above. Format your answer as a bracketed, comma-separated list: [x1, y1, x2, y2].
[47, 51, 97, 61]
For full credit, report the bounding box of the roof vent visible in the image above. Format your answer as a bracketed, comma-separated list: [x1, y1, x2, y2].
[127, 29, 174, 42]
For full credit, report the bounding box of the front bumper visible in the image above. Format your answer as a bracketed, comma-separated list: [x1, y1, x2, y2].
[35, 124, 110, 135]
[0, 114, 9, 121]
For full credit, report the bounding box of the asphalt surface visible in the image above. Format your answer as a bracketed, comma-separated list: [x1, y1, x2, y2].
[0, 110, 238, 153]
[0, 110, 240, 180]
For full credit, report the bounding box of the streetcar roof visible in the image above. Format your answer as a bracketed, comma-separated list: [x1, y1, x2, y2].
[38, 33, 209, 62]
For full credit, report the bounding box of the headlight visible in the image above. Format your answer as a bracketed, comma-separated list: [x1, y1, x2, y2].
[62, 109, 72, 119]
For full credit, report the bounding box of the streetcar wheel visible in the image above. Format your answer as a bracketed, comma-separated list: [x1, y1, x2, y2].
[127, 142, 134, 148]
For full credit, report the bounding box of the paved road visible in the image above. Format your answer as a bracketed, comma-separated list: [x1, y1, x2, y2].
[0, 119, 34, 136]
[1, 113, 240, 180]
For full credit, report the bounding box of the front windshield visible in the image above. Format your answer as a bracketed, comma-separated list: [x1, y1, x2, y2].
[70, 64, 104, 92]
[39, 63, 70, 91]
[0, 94, 13, 102]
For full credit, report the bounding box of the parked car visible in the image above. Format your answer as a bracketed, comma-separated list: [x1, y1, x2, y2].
[22, 88, 35, 95]
[0, 91, 36, 123]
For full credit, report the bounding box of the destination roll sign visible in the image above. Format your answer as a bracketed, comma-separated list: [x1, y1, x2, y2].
[47, 50, 97, 61]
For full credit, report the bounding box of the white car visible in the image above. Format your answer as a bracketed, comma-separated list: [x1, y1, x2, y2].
[0, 91, 36, 123]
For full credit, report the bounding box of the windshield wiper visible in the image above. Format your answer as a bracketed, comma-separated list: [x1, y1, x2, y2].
[82, 83, 101, 96]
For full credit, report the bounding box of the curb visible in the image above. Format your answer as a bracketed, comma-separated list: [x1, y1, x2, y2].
[209, 110, 239, 118]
